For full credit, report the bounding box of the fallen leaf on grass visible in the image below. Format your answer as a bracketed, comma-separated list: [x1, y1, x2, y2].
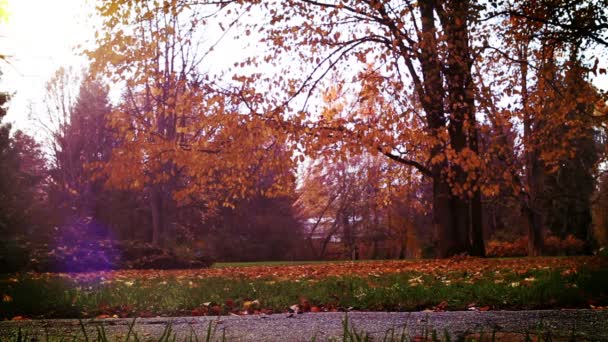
[590, 305, 607, 310]
[243, 299, 260, 314]
[42, 256, 604, 284]
[299, 297, 311, 312]
[138, 311, 155, 318]
[465, 332, 540, 341]
[433, 300, 448, 312]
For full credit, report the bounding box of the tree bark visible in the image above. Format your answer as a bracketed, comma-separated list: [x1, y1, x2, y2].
[470, 190, 486, 256]
[150, 185, 165, 247]
[520, 44, 545, 256]
[439, 0, 483, 256]
[418, 0, 466, 258]
[434, 175, 458, 257]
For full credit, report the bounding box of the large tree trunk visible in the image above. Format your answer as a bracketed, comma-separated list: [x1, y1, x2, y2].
[439, 0, 483, 256]
[419, 0, 463, 258]
[407, 0, 485, 258]
[434, 174, 458, 257]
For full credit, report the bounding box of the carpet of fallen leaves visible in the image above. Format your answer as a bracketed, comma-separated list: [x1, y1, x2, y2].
[31, 256, 605, 284]
[3, 256, 607, 320]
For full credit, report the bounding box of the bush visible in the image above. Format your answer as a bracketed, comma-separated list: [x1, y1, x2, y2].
[0, 238, 31, 273]
[563, 235, 586, 254]
[486, 237, 528, 257]
[0, 239, 213, 273]
[486, 235, 586, 257]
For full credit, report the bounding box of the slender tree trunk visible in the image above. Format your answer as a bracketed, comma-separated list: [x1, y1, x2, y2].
[372, 239, 378, 259]
[520, 45, 544, 256]
[469, 105, 485, 257]
[150, 186, 164, 247]
[342, 212, 354, 259]
[524, 203, 543, 256]
[470, 190, 486, 256]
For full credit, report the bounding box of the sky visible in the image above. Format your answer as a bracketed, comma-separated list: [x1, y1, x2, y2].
[0, 0, 94, 134]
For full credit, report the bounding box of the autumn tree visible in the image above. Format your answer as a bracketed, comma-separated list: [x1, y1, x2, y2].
[47, 75, 114, 215]
[95, 0, 485, 257]
[91, 0, 608, 257]
[43, 73, 151, 241]
[297, 155, 369, 259]
[297, 151, 430, 259]
[492, 0, 608, 255]
[205, 144, 304, 261]
[37, 67, 82, 168]
[89, 1, 205, 246]
[226, 0, 607, 257]
[206, 0, 494, 257]
[541, 62, 602, 251]
[90, 1, 296, 247]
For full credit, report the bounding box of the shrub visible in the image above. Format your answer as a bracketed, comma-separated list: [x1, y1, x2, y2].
[486, 235, 586, 257]
[0, 239, 213, 273]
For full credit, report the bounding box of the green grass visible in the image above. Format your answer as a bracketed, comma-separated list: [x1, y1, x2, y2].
[1, 266, 606, 319]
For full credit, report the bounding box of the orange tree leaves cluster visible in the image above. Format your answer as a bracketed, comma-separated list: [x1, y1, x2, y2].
[88, 0, 295, 246]
[90, 0, 608, 256]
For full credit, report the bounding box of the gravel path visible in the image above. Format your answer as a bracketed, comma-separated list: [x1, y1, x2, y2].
[1, 310, 607, 341]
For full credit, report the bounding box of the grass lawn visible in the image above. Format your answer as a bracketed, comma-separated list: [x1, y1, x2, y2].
[1, 256, 606, 320]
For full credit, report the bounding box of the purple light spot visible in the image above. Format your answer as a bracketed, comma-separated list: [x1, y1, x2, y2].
[52, 216, 121, 273]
